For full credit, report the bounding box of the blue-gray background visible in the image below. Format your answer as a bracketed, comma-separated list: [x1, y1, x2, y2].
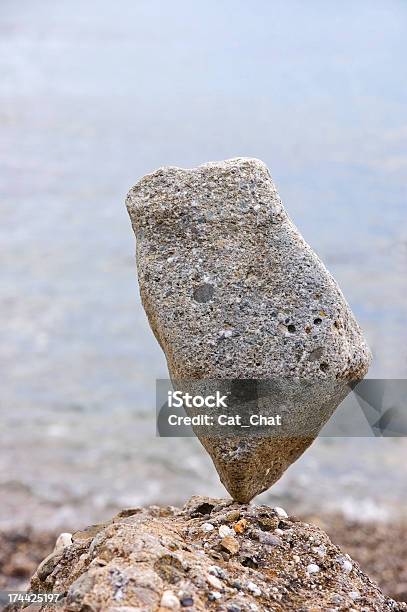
[1, 0, 406, 529]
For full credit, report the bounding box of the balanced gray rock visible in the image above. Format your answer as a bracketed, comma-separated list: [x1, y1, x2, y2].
[126, 158, 371, 502]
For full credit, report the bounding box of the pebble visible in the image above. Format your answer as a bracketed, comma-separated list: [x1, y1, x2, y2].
[202, 523, 214, 532]
[247, 581, 262, 596]
[208, 565, 226, 579]
[54, 532, 73, 552]
[293, 554, 300, 563]
[257, 516, 279, 531]
[306, 564, 320, 574]
[208, 591, 222, 601]
[160, 590, 180, 610]
[349, 591, 361, 601]
[36, 551, 63, 582]
[221, 535, 240, 554]
[225, 510, 241, 522]
[207, 574, 223, 590]
[258, 532, 282, 546]
[219, 329, 233, 338]
[273, 507, 288, 518]
[219, 525, 234, 537]
[312, 545, 327, 559]
[180, 596, 193, 607]
[337, 555, 353, 573]
[234, 518, 248, 533]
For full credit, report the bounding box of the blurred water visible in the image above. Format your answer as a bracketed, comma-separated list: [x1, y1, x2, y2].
[0, 0, 406, 529]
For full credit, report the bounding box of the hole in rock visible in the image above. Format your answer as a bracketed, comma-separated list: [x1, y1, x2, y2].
[193, 283, 214, 303]
[241, 556, 259, 569]
[191, 502, 215, 516]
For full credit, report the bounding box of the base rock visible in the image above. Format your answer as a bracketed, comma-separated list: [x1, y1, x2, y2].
[28, 497, 406, 612]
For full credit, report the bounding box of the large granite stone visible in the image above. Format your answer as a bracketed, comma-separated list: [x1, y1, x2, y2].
[126, 158, 371, 502]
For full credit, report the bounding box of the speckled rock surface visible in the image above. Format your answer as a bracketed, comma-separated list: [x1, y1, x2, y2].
[126, 158, 372, 501]
[27, 497, 406, 612]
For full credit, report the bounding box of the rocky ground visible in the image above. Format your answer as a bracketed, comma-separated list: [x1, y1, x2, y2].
[2, 513, 406, 606]
[317, 515, 407, 605]
[3, 497, 406, 611]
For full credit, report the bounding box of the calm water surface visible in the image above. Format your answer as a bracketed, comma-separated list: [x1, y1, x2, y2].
[1, 0, 406, 529]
